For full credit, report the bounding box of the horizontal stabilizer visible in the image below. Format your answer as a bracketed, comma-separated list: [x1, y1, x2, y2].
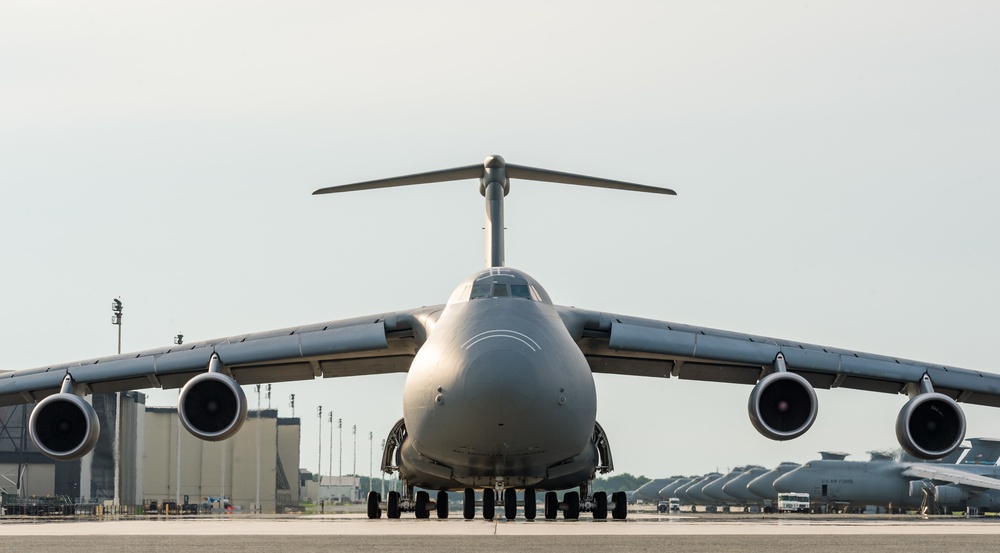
[313, 164, 483, 195]
[313, 155, 675, 196]
[505, 164, 675, 195]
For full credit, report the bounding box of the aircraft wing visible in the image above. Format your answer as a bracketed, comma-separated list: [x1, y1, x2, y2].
[901, 464, 1000, 491]
[557, 307, 1000, 407]
[0, 306, 443, 407]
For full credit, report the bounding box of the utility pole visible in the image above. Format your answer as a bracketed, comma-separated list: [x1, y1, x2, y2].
[369, 431, 373, 496]
[352, 424, 357, 501]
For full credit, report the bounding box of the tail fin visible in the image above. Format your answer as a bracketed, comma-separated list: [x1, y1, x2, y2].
[961, 438, 1000, 464]
[313, 155, 674, 268]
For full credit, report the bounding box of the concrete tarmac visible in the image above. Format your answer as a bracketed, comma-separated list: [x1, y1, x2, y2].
[2, 513, 999, 552]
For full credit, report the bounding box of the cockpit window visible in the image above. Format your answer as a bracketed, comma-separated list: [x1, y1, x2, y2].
[470, 283, 491, 299]
[469, 281, 537, 301]
[511, 284, 532, 299]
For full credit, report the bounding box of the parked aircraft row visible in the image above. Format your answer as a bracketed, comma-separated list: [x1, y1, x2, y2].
[635, 438, 1000, 513]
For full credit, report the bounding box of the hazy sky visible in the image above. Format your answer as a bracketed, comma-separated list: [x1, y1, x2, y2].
[2, 1, 999, 480]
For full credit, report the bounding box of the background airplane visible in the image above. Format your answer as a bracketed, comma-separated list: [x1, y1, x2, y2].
[775, 438, 1000, 512]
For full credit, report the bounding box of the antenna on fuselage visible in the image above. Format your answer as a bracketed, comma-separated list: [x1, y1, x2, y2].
[312, 155, 676, 268]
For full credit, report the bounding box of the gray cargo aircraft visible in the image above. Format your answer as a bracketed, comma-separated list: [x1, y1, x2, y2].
[634, 478, 678, 504]
[774, 438, 1000, 512]
[4, 155, 1000, 521]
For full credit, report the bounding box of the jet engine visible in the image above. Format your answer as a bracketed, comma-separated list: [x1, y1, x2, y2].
[748, 370, 817, 441]
[29, 392, 100, 461]
[933, 484, 968, 506]
[895, 391, 965, 460]
[178, 365, 247, 441]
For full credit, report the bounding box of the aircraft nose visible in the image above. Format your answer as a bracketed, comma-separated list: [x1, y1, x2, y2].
[461, 346, 541, 415]
[747, 475, 776, 499]
[773, 470, 802, 493]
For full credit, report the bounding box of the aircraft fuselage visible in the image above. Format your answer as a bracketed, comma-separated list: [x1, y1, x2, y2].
[398, 267, 599, 490]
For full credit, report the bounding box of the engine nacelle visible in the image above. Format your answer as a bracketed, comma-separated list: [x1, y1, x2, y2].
[178, 372, 248, 441]
[28, 393, 100, 461]
[895, 392, 965, 460]
[934, 484, 969, 506]
[748, 371, 818, 441]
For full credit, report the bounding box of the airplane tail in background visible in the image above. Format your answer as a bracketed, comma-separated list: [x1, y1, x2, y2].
[961, 438, 1000, 465]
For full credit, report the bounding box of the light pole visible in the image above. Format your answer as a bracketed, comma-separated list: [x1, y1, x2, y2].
[316, 406, 323, 501]
[327, 412, 333, 500]
[380, 439, 386, 498]
[352, 424, 357, 501]
[338, 418, 342, 504]
[369, 431, 373, 496]
[111, 298, 123, 514]
[266, 384, 271, 410]
[255, 384, 261, 513]
[111, 298, 123, 353]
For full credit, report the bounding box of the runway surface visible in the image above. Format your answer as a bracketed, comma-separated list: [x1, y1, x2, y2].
[2, 514, 999, 552]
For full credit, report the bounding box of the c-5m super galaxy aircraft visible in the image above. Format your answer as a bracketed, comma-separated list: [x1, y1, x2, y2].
[4, 155, 1000, 521]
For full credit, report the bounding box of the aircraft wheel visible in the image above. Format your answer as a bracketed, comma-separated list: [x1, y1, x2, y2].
[482, 488, 495, 520]
[564, 491, 580, 520]
[593, 491, 608, 520]
[366, 491, 382, 519]
[504, 488, 518, 520]
[437, 490, 449, 519]
[387, 491, 401, 519]
[415, 491, 430, 519]
[544, 491, 558, 519]
[523, 488, 536, 520]
[463, 488, 475, 520]
[612, 491, 628, 520]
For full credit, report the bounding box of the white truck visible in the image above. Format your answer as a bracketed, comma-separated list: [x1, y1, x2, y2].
[656, 498, 681, 513]
[777, 492, 810, 513]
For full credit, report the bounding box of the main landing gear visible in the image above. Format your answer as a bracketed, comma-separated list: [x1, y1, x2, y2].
[367, 486, 628, 521]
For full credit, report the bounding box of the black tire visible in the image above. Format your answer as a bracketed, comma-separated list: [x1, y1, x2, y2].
[593, 491, 608, 520]
[505, 488, 517, 520]
[415, 491, 430, 519]
[612, 491, 628, 520]
[544, 491, 558, 519]
[463, 488, 475, 520]
[437, 490, 449, 519]
[523, 488, 536, 520]
[387, 491, 400, 519]
[482, 488, 495, 520]
[367, 491, 382, 519]
[564, 491, 580, 520]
